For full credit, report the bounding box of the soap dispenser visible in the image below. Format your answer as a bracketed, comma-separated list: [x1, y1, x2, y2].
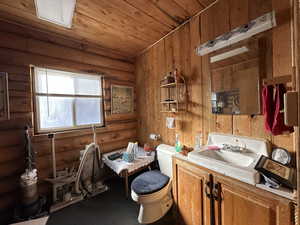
[175, 134, 182, 152]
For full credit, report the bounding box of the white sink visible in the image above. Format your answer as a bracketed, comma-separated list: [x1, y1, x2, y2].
[187, 133, 270, 185]
[197, 150, 255, 167]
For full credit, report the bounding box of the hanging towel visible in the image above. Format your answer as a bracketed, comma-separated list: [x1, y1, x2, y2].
[262, 84, 294, 135]
[262, 85, 274, 133]
[271, 84, 294, 135]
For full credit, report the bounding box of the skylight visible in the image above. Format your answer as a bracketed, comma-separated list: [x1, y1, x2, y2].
[34, 0, 76, 28]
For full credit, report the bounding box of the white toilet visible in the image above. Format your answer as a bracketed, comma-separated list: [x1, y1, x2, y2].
[131, 144, 176, 224]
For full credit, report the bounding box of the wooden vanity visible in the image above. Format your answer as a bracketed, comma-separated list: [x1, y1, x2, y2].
[172, 156, 296, 225]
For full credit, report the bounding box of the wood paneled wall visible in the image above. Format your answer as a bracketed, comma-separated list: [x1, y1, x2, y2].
[0, 21, 136, 223]
[136, 0, 294, 154]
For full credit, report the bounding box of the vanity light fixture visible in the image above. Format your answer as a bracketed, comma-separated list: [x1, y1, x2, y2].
[196, 11, 276, 56]
[34, 0, 76, 28]
[210, 46, 249, 63]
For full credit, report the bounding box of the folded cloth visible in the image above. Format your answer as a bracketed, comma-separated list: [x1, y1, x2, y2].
[271, 84, 294, 135]
[206, 145, 221, 151]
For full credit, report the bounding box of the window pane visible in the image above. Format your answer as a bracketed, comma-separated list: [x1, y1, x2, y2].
[74, 76, 101, 96]
[38, 96, 74, 130]
[35, 68, 48, 93]
[35, 68, 74, 94]
[75, 98, 103, 126]
[35, 68, 101, 95]
[47, 73, 74, 94]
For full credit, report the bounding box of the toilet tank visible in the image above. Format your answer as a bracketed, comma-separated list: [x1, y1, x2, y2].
[156, 144, 176, 178]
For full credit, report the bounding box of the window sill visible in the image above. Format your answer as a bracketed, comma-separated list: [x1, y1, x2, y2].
[32, 125, 107, 142]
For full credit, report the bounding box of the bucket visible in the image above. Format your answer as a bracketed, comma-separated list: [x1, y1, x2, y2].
[20, 169, 38, 205]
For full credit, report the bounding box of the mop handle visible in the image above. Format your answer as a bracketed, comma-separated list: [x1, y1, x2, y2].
[24, 126, 32, 171]
[48, 133, 56, 179]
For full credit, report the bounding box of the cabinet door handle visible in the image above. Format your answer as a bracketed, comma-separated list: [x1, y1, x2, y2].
[213, 183, 221, 201]
[205, 181, 212, 198]
[213, 183, 223, 201]
[206, 175, 216, 225]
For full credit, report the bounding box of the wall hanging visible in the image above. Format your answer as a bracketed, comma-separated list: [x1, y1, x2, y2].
[111, 85, 134, 114]
[0, 72, 9, 121]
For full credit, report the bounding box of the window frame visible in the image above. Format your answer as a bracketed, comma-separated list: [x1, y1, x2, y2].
[31, 66, 105, 134]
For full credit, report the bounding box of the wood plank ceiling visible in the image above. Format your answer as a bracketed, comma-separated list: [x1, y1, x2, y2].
[0, 0, 215, 58]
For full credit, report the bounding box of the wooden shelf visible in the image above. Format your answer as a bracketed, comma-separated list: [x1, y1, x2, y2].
[263, 75, 292, 86]
[160, 82, 184, 88]
[160, 111, 178, 113]
[160, 73, 186, 113]
[160, 110, 185, 113]
[161, 100, 177, 104]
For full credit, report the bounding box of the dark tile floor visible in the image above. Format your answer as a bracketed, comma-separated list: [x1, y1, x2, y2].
[46, 178, 174, 225]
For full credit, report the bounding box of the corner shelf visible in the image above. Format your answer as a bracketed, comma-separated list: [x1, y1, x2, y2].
[160, 74, 187, 113]
[160, 82, 185, 88]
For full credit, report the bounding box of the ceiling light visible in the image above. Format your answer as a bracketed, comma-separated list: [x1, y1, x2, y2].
[210, 46, 249, 63]
[34, 0, 76, 28]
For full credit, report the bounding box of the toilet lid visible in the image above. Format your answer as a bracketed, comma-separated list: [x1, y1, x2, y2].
[131, 170, 170, 195]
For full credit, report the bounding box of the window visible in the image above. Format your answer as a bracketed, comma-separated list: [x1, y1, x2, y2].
[33, 67, 104, 132]
[35, 0, 76, 28]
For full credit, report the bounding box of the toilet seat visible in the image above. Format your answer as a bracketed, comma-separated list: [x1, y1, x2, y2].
[131, 170, 170, 195]
[131, 180, 172, 203]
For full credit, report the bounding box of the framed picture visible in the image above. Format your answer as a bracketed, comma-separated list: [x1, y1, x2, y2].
[255, 155, 296, 189]
[111, 85, 134, 114]
[0, 72, 9, 121]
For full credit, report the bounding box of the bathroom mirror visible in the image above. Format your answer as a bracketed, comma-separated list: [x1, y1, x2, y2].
[209, 36, 269, 115]
[0, 72, 9, 121]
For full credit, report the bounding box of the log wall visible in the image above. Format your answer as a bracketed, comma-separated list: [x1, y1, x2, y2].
[136, 0, 294, 155]
[0, 21, 136, 223]
[0, 0, 295, 223]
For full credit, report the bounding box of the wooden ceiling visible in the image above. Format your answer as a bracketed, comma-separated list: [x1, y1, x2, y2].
[0, 0, 215, 58]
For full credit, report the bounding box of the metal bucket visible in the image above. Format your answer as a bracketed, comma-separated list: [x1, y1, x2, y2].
[20, 182, 39, 206]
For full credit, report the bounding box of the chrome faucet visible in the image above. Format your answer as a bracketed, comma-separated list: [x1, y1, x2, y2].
[235, 138, 247, 152]
[221, 142, 247, 153]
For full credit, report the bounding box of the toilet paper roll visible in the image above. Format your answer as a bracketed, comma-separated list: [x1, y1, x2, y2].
[149, 134, 160, 140]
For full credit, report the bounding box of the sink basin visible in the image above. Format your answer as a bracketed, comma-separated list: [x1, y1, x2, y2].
[187, 133, 270, 185]
[188, 150, 261, 185]
[197, 150, 255, 167]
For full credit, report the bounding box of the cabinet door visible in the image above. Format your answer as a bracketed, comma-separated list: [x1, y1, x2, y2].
[214, 178, 292, 225]
[173, 159, 210, 225]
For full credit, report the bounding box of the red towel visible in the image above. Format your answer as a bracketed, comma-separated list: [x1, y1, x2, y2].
[272, 84, 294, 135]
[262, 85, 274, 133]
[262, 84, 294, 135]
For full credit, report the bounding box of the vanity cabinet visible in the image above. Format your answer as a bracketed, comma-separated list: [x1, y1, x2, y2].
[214, 174, 293, 225]
[172, 158, 210, 225]
[172, 157, 295, 225]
